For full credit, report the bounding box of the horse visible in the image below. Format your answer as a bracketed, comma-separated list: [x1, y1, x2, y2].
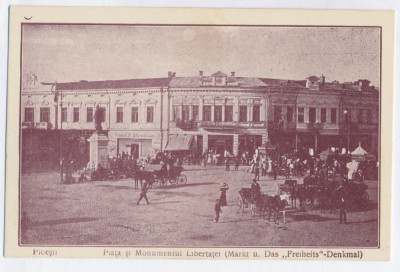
[133, 168, 154, 189]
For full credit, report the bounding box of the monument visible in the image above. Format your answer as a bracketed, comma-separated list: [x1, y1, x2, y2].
[87, 106, 109, 170]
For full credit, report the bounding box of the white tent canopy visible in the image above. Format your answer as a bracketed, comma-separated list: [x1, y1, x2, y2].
[351, 143, 368, 155]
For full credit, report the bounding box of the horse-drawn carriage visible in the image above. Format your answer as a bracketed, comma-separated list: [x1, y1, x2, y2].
[238, 188, 287, 222]
[277, 175, 370, 211]
[151, 166, 187, 187]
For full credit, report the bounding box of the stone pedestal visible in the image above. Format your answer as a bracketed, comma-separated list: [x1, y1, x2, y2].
[87, 132, 110, 170]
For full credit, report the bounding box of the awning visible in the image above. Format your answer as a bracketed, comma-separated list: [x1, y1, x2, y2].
[165, 135, 194, 151]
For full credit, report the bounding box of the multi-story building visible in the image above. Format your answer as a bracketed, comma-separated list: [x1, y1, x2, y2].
[20, 71, 380, 162]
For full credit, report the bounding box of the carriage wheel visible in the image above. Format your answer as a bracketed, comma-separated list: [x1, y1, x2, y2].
[159, 178, 167, 186]
[304, 199, 314, 210]
[152, 178, 159, 188]
[169, 177, 178, 185]
[177, 174, 187, 185]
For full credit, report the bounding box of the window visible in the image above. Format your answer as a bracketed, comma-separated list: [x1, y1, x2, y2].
[253, 105, 260, 122]
[25, 107, 34, 122]
[131, 107, 138, 123]
[192, 105, 199, 121]
[309, 108, 316, 123]
[357, 109, 364, 124]
[147, 106, 154, 123]
[40, 107, 50, 122]
[203, 105, 211, 121]
[173, 105, 180, 121]
[331, 108, 337, 124]
[239, 105, 247, 122]
[214, 105, 222, 122]
[61, 107, 67, 123]
[287, 107, 293, 122]
[321, 108, 327, 123]
[87, 107, 93, 122]
[182, 105, 190, 121]
[116, 107, 123, 123]
[274, 106, 282, 122]
[298, 107, 304, 123]
[73, 107, 79, 123]
[225, 105, 233, 122]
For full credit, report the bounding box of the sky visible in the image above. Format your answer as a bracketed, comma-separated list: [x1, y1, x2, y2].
[22, 25, 380, 86]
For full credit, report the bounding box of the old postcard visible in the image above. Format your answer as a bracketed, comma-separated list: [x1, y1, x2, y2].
[5, 6, 394, 260]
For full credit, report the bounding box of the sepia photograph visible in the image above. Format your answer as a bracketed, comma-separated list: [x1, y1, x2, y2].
[19, 24, 381, 247]
[4, 6, 395, 262]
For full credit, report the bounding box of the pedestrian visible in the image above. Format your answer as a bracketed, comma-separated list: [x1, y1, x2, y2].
[254, 164, 260, 181]
[234, 157, 240, 171]
[219, 183, 229, 206]
[272, 162, 278, 180]
[336, 183, 347, 224]
[214, 199, 222, 223]
[251, 178, 261, 200]
[225, 158, 230, 171]
[137, 181, 150, 205]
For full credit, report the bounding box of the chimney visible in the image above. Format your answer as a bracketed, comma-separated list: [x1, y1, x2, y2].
[199, 71, 203, 76]
[320, 75, 325, 85]
[172, 72, 176, 77]
[231, 72, 235, 77]
[168, 71, 172, 78]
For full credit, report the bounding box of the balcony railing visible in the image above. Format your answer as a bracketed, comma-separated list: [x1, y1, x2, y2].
[21, 122, 50, 130]
[175, 119, 198, 130]
[172, 120, 266, 130]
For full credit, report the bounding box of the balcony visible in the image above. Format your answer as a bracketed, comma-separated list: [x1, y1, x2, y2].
[21, 122, 51, 130]
[175, 119, 198, 130]
[268, 121, 297, 133]
[200, 121, 266, 129]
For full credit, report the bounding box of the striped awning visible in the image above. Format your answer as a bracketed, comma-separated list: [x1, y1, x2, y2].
[165, 135, 194, 151]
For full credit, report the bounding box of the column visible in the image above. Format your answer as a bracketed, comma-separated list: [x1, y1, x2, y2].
[233, 134, 239, 156]
[304, 107, 309, 123]
[248, 104, 252, 122]
[316, 107, 321, 123]
[260, 97, 266, 123]
[211, 104, 215, 122]
[233, 96, 239, 122]
[262, 133, 268, 145]
[202, 133, 208, 153]
[179, 103, 183, 121]
[222, 103, 225, 122]
[327, 108, 332, 124]
[199, 96, 203, 121]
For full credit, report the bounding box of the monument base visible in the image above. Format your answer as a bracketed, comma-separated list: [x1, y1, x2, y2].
[87, 132, 110, 170]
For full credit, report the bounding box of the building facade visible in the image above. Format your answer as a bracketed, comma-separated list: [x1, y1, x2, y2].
[21, 71, 380, 161]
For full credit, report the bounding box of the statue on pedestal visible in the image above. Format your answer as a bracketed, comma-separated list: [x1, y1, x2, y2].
[94, 105, 104, 133]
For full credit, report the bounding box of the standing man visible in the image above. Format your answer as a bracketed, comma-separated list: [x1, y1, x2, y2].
[234, 157, 240, 171]
[337, 183, 347, 224]
[214, 199, 222, 223]
[254, 164, 260, 181]
[137, 181, 150, 205]
[251, 178, 261, 200]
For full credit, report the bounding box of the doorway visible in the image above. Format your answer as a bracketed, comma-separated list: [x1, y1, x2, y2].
[130, 144, 139, 160]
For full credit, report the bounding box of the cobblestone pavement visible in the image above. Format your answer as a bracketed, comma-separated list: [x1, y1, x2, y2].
[20, 165, 378, 247]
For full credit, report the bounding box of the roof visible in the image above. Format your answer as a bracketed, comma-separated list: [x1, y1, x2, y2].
[211, 71, 227, 77]
[351, 144, 368, 155]
[259, 78, 306, 88]
[170, 76, 267, 88]
[56, 78, 172, 91]
[307, 76, 320, 81]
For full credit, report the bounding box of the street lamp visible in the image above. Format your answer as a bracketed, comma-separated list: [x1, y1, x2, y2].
[343, 109, 350, 153]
